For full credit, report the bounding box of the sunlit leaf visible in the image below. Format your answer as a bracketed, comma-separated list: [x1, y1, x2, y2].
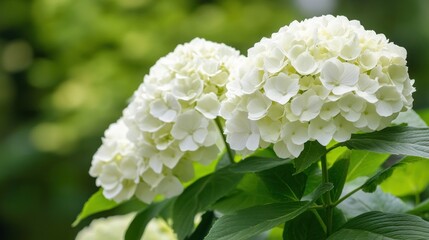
[72, 189, 119, 227]
[381, 157, 429, 197]
[346, 150, 389, 182]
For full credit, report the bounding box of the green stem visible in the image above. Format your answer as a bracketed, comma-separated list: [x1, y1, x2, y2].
[415, 193, 421, 205]
[333, 185, 363, 207]
[215, 117, 235, 164]
[311, 209, 327, 234]
[321, 154, 333, 236]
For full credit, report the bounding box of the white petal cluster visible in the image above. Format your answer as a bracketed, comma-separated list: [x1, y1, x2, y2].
[90, 38, 241, 203]
[76, 213, 177, 240]
[222, 15, 415, 158]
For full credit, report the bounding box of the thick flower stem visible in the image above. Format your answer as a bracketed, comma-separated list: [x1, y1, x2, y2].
[321, 154, 333, 236]
[215, 117, 235, 164]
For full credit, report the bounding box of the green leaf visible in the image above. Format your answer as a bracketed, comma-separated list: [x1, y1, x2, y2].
[204, 201, 310, 240]
[294, 141, 327, 174]
[328, 211, 429, 240]
[343, 126, 429, 158]
[362, 156, 416, 193]
[338, 179, 411, 219]
[258, 163, 307, 201]
[381, 157, 429, 197]
[329, 152, 350, 202]
[212, 173, 275, 214]
[204, 183, 333, 240]
[186, 211, 215, 240]
[230, 156, 291, 173]
[408, 198, 429, 215]
[392, 109, 427, 127]
[283, 209, 346, 240]
[173, 169, 243, 240]
[283, 211, 326, 240]
[346, 150, 389, 182]
[125, 200, 170, 240]
[72, 189, 118, 227]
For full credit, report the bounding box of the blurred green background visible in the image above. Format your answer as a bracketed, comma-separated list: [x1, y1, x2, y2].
[0, 0, 428, 239]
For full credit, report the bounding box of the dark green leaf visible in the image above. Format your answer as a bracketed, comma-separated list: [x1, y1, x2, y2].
[303, 163, 322, 196]
[72, 189, 118, 227]
[329, 152, 350, 201]
[186, 211, 215, 240]
[204, 183, 333, 240]
[283, 211, 325, 240]
[125, 200, 170, 240]
[344, 126, 429, 158]
[294, 141, 327, 174]
[258, 163, 307, 201]
[212, 173, 275, 214]
[173, 169, 243, 240]
[346, 150, 389, 182]
[204, 202, 309, 240]
[328, 211, 429, 240]
[230, 156, 291, 173]
[283, 208, 346, 240]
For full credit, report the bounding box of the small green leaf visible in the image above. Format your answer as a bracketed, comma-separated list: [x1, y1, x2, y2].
[344, 126, 429, 158]
[125, 200, 170, 240]
[72, 189, 118, 227]
[408, 198, 429, 215]
[328, 211, 429, 240]
[329, 152, 350, 202]
[362, 157, 416, 193]
[346, 150, 389, 182]
[204, 183, 332, 240]
[230, 156, 290, 173]
[173, 169, 243, 240]
[258, 163, 307, 201]
[381, 157, 429, 197]
[294, 141, 327, 174]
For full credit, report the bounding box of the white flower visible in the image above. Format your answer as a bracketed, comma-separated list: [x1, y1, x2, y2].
[196, 93, 221, 119]
[264, 73, 300, 104]
[290, 90, 323, 122]
[149, 93, 181, 123]
[320, 58, 359, 95]
[171, 110, 210, 151]
[247, 91, 272, 120]
[222, 15, 414, 159]
[225, 112, 260, 151]
[91, 38, 242, 203]
[308, 117, 336, 146]
[76, 213, 177, 240]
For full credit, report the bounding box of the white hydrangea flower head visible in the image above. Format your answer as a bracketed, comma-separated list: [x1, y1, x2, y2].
[222, 15, 415, 158]
[91, 38, 241, 203]
[89, 119, 187, 204]
[76, 213, 177, 240]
